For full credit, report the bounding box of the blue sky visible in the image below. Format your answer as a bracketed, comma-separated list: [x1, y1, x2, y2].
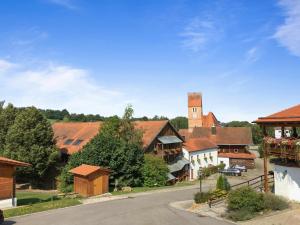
[0, 0, 299, 122]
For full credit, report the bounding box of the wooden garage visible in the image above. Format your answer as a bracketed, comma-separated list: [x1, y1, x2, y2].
[69, 164, 111, 197]
[0, 156, 30, 208]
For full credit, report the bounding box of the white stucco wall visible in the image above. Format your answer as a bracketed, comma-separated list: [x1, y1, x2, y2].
[0, 198, 17, 208]
[218, 157, 230, 169]
[274, 165, 300, 202]
[183, 148, 218, 180]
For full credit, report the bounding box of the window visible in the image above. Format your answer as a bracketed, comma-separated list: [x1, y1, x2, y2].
[64, 139, 74, 145]
[73, 139, 83, 146]
[193, 107, 197, 112]
[234, 149, 239, 153]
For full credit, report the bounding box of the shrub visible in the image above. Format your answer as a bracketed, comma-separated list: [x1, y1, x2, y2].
[227, 208, 256, 221]
[263, 193, 289, 211]
[216, 175, 231, 191]
[194, 192, 211, 204]
[258, 144, 264, 158]
[227, 187, 264, 213]
[142, 154, 169, 187]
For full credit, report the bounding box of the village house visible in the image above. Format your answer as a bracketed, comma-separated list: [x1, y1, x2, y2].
[255, 104, 300, 201]
[180, 93, 254, 179]
[0, 157, 30, 208]
[182, 138, 218, 180]
[52, 120, 189, 182]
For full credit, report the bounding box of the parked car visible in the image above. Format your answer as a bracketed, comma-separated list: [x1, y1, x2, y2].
[231, 165, 247, 172]
[220, 168, 242, 176]
[0, 209, 3, 224]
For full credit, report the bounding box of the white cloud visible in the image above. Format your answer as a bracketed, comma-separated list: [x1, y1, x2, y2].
[0, 60, 130, 116]
[274, 0, 300, 57]
[245, 46, 260, 63]
[180, 18, 220, 52]
[0, 59, 16, 72]
[47, 0, 77, 10]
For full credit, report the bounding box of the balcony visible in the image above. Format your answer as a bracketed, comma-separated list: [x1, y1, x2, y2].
[264, 137, 300, 160]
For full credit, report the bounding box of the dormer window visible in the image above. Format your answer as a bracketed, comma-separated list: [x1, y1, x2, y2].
[64, 139, 74, 145]
[73, 139, 83, 146]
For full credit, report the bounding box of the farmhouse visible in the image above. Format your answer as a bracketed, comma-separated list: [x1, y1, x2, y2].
[180, 92, 255, 175]
[0, 156, 30, 208]
[52, 120, 189, 181]
[255, 104, 300, 201]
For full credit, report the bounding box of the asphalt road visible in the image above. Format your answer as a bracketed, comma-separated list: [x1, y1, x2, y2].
[5, 187, 233, 225]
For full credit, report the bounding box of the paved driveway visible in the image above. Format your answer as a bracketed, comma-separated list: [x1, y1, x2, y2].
[5, 187, 233, 225]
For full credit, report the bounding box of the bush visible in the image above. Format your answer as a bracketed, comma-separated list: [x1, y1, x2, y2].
[258, 144, 264, 158]
[216, 175, 231, 191]
[142, 154, 169, 187]
[263, 193, 289, 211]
[227, 208, 256, 221]
[202, 164, 224, 177]
[194, 192, 211, 204]
[227, 187, 264, 213]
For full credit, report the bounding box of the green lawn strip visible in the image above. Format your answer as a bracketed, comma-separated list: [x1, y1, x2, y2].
[4, 198, 81, 218]
[16, 191, 58, 206]
[111, 181, 197, 195]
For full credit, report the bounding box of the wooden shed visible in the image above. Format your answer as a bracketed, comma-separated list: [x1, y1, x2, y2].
[69, 164, 111, 197]
[0, 156, 30, 208]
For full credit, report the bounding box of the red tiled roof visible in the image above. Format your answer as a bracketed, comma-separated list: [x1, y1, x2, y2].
[52, 122, 102, 155]
[218, 152, 256, 159]
[182, 127, 253, 146]
[0, 156, 30, 167]
[202, 112, 220, 127]
[255, 104, 300, 124]
[69, 164, 111, 176]
[188, 92, 202, 107]
[134, 120, 169, 148]
[184, 138, 218, 152]
[53, 120, 174, 154]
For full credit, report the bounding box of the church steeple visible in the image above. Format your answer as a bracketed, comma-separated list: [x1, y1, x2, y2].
[188, 92, 203, 131]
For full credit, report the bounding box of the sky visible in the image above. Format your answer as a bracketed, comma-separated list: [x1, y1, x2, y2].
[0, 0, 299, 122]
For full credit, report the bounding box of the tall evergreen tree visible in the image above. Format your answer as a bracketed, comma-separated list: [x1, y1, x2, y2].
[4, 107, 58, 184]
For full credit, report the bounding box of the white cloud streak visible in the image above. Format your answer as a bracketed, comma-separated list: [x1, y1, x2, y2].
[274, 0, 300, 57]
[0, 59, 16, 72]
[0, 60, 129, 116]
[47, 0, 77, 10]
[180, 18, 220, 52]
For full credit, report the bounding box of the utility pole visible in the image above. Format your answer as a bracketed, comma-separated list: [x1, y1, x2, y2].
[198, 169, 203, 193]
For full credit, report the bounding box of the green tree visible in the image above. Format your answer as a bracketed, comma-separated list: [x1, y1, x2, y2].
[170, 116, 188, 130]
[216, 175, 231, 191]
[3, 107, 58, 185]
[0, 104, 19, 153]
[142, 154, 169, 187]
[59, 106, 144, 191]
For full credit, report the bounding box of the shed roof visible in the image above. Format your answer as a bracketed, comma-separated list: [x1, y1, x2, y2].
[69, 164, 111, 177]
[184, 137, 218, 152]
[255, 104, 300, 124]
[0, 156, 30, 167]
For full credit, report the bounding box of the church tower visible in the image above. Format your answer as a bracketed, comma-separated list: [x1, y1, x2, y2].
[188, 92, 203, 131]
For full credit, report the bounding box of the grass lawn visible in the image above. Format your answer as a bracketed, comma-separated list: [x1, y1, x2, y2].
[3, 191, 81, 218]
[111, 180, 197, 195]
